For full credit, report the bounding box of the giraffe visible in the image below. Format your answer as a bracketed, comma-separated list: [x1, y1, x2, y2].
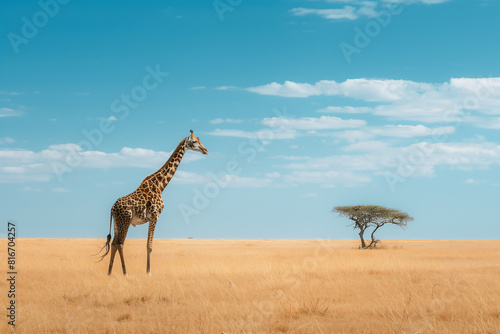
[98, 130, 208, 275]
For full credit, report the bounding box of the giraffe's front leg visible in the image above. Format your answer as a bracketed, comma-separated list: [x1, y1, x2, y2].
[146, 219, 157, 275]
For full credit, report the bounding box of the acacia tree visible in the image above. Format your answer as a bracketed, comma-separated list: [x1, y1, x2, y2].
[333, 205, 413, 248]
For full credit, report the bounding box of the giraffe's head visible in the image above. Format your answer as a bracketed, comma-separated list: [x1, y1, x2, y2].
[185, 130, 209, 155]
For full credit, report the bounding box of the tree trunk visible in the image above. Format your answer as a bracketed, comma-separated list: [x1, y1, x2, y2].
[359, 229, 367, 248]
[367, 225, 381, 248]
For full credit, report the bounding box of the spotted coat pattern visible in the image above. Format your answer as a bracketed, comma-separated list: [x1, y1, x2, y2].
[103, 131, 208, 275]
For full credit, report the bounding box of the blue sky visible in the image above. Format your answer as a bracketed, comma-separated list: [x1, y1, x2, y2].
[0, 0, 499, 239]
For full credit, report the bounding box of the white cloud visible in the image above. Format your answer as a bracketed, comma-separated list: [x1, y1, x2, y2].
[244, 77, 500, 124]
[343, 140, 390, 152]
[474, 117, 500, 130]
[207, 128, 297, 140]
[246, 78, 434, 101]
[290, 6, 359, 20]
[283, 154, 382, 171]
[48, 143, 82, 151]
[0, 107, 20, 117]
[262, 116, 366, 130]
[222, 175, 275, 188]
[78, 147, 204, 169]
[208, 117, 455, 144]
[290, 0, 448, 22]
[0, 145, 205, 183]
[190, 86, 206, 90]
[172, 172, 280, 188]
[356, 1, 378, 17]
[170, 171, 210, 185]
[317, 106, 373, 113]
[370, 125, 455, 138]
[279, 140, 500, 179]
[465, 178, 475, 184]
[331, 130, 374, 142]
[107, 116, 118, 121]
[284, 170, 371, 187]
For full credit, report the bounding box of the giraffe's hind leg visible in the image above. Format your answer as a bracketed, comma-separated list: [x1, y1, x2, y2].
[108, 216, 131, 276]
[118, 244, 127, 276]
[107, 244, 118, 275]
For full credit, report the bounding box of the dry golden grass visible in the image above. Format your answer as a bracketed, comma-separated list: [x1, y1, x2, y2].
[1, 239, 499, 333]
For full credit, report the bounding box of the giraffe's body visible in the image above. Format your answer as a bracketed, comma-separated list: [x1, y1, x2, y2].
[99, 131, 208, 275]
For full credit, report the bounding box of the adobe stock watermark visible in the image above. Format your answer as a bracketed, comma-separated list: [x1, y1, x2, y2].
[384, 79, 499, 192]
[51, 64, 169, 181]
[339, 3, 402, 64]
[7, 0, 71, 54]
[178, 106, 291, 224]
[213, 0, 242, 21]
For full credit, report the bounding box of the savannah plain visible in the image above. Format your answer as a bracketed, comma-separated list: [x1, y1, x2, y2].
[1, 239, 499, 333]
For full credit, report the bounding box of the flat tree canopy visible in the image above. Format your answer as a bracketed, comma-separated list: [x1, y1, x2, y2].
[333, 205, 413, 248]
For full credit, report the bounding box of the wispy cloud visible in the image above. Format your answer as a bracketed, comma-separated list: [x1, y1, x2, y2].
[290, 6, 359, 20]
[189, 86, 206, 90]
[215, 86, 239, 90]
[0, 91, 25, 95]
[23, 186, 42, 192]
[209, 115, 453, 141]
[209, 118, 244, 124]
[263, 115, 366, 130]
[208, 115, 367, 140]
[0, 137, 15, 144]
[161, 171, 279, 188]
[369, 125, 455, 138]
[290, 0, 449, 21]
[317, 106, 373, 113]
[207, 128, 297, 140]
[0, 145, 205, 183]
[244, 77, 500, 123]
[0, 107, 21, 117]
[473, 117, 500, 130]
[279, 140, 500, 179]
[245, 78, 435, 100]
[284, 170, 371, 187]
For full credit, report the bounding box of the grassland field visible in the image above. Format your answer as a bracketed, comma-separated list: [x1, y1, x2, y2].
[1, 239, 499, 333]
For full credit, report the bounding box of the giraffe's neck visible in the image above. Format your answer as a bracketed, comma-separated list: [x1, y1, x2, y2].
[140, 138, 187, 194]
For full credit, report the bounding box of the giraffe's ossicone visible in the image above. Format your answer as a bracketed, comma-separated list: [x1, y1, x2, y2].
[97, 130, 208, 275]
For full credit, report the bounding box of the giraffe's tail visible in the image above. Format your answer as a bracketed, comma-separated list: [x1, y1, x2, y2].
[95, 211, 113, 262]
